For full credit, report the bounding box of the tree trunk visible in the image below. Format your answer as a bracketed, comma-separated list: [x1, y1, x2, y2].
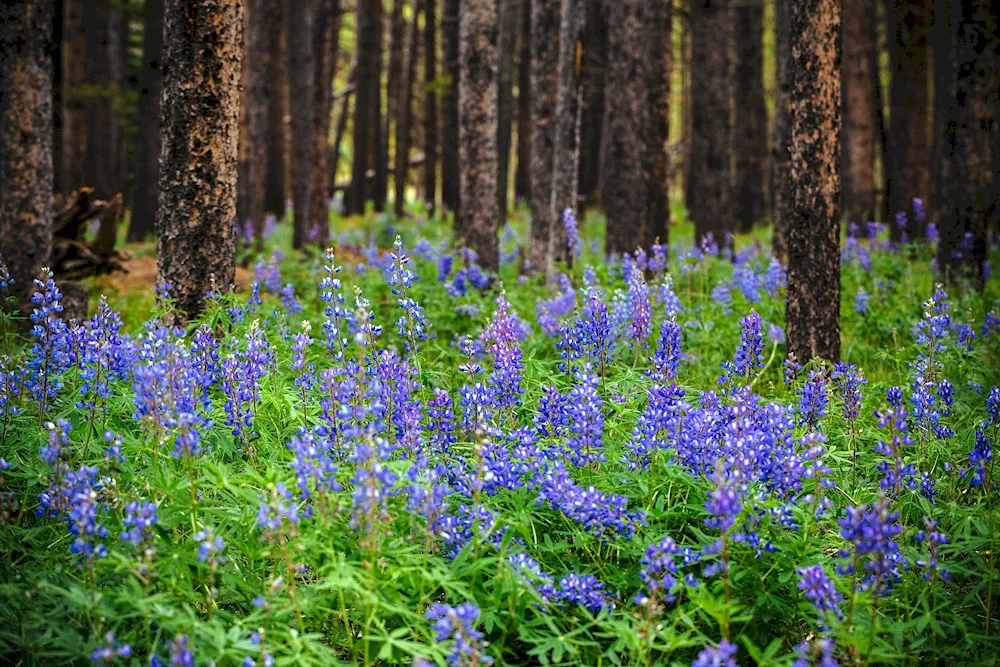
[577, 0, 606, 207]
[62, 0, 86, 194]
[83, 0, 123, 200]
[935, 0, 994, 284]
[497, 0, 519, 221]
[386, 0, 407, 212]
[550, 0, 583, 263]
[371, 2, 387, 212]
[288, 0, 314, 246]
[441, 0, 461, 217]
[331, 62, 356, 196]
[424, 0, 440, 210]
[771, 0, 792, 260]
[128, 0, 165, 243]
[266, 5, 289, 218]
[688, 0, 733, 249]
[886, 0, 930, 239]
[348, 0, 380, 215]
[646, 0, 671, 245]
[458, 0, 499, 272]
[157, 0, 242, 321]
[930, 0, 951, 225]
[529, 0, 559, 273]
[785, 0, 841, 362]
[395, 0, 422, 216]
[733, 0, 768, 231]
[841, 0, 876, 226]
[0, 0, 54, 310]
[513, 0, 531, 203]
[52, 0, 63, 195]
[308, 0, 340, 246]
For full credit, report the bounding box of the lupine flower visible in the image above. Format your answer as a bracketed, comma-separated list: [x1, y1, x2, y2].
[257, 482, 300, 540]
[626, 269, 652, 348]
[168, 633, 195, 667]
[796, 565, 843, 620]
[482, 291, 524, 413]
[564, 369, 605, 467]
[25, 269, 71, 411]
[563, 208, 581, 258]
[873, 405, 919, 496]
[536, 462, 641, 540]
[854, 286, 870, 315]
[692, 640, 738, 667]
[636, 535, 682, 605]
[556, 572, 611, 614]
[913, 515, 950, 580]
[319, 248, 353, 358]
[426, 602, 494, 667]
[831, 362, 866, 422]
[120, 500, 158, 555]
[792, 638, 839, 667]
[89, 632, 132, 665]
[798, 371, 829, 430]
[194, 526, 227, 565]
[652, 319, 683, 381]
[508, 552, 558, 602]
[837, 498, 903, 596]
[721, 311, 764, 385]
[763, 259, 786, 294]
[388, 236, 429, 352]
[711, 282, 733, 315]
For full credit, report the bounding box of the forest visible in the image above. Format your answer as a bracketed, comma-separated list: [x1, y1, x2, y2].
[0, 0, 998, 665]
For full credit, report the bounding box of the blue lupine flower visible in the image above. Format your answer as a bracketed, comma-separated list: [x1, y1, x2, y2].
[652, 319, 683, 381]
[792, 638, 839, 667]
[89, 631, 132, 665]
[692, 640, 738, 667]
[426, 602, 494, 667]
[120, 500, 158, 553]
[837, 498, 903, 596]
[796, 565, 843, 619]
[564, 208, 581, 258]
[557, 572, 611, 614]
[168, 633, 194, 667]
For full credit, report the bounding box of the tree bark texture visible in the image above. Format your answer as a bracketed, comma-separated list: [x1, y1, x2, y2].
[266, 4, 289, 218]
[497, 0, 519, 221]
[930, 0, 951, 225]
[688, 0, 733, 249]
[550, 0, 584, 264]
[514, 0, 531, 203]
[734, 0, 768, 231]
[458, 0, 499, 272]
[371, 3, 387, 212]
[395, 0, 422, 216]
[576, 0, 606, 206]
[129, 0, 165, 242]
[441, 0, 461, 217]
[307, 0, 340, 246]
[386, 0, 407, 211]
[83, 0, 123, 200]
[886, 0, 930, 239]
[288, 0, 314, 244]
[771, 0, 792, 259]
[841, 0, 876, 226]
[646, 0, 671, 245]
[785, 0, 841, 362]
[0, 0, 55, 309]
[529, 0, 559, 273]
[349, 0, 381, 215]
[156, 0, 243, 321]
[424, 0, 440, 208]
[61, 0, 86, 194]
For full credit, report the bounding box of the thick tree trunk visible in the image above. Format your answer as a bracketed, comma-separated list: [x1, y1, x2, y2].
[83, 0, 123, 200]
[785, 0, 841, 362]
[157, 0, 242, 321]
[371, 3, 387, 212]
[771, 0, 792, 260]
[348, 0, 380, 215]
[458, 0, 499, 272]
[423, 0, 439, 209]
[529, 0, 559, 273]
[497, 0, 519, 221]
[550, 0, 583, 262]
[886, 0, 930, 239]
[646, 0, 671, 245]
[733, 0, 768, 231]
[841, 0, 876, 226]
[266, 6, 289, 218]
[935, 0, 995, 284]
[288, 0, 314, 246]
[386, 0, 406, 212]
[331, 63, 356, 196]
[513, 0, 531, 203]
[577, 0, 606, 207]
[930, 0, 951, 225]
[62, 0, 86, 194]
[688, 0, 733, 249]
[129, 0, 165, 243]
[52, 0, 63, 195]
[308, 0, 340, 246]
[0, 1, 55, 310]
[395, 1, 422, 216]
[441, 0, 461, 218]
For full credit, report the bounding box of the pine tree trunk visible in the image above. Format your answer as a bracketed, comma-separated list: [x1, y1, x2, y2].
[395, 0, 422, 216]
[349, 0, 380, 215]
[646, 0, 671, 245]
[423, 0, 440, 209]
[331, 62, 356, 196]
[886, 0, 930, 239]
[61, 0, 86, 194]
[785, 0, 841, 362]
[0, 0, 55, 310]
[577, 0, 606, 207]
[371, 3, 387, 212]
[240, 0, 277, 244]
[83, 0, 123, 200]
[308, 0, 340, 246]
[529, 0, 559, 273]
[841, 0, 876, 226]
[497, 0, 519, 221]
[458, 0, 499, 272]
[128, 0, 164, 242]
[387, 0, 406, 211]
[513, 0, 531, 203]
[266, 6, 289, 218]
[733, 0, 768, 231]
[288, 0, 314, 246]
[441, 0, 461, 218]
[52, 0, 63, 195]
[935, 0, 994, 284]
[930, 0, 951, 225]
[771, 0, 792, 260]
[550, 0, 583, 262]
[688, 0, 733, 249]
[157, 0, 242, 321]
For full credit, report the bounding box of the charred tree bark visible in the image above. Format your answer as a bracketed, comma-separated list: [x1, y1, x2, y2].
[930, 0, 951, 225]
[52, 0, 63, 195]
[266, 5, 289, 218]
[386, 0, 407, 212]
[348, 0, 381, 214]
[0, 0, 55, 310]
[785, 0, 841, 362]
[129, 0, 165, 242]
[62, 0, 86, 194]
[688, 0, 733, 249]
[331, 63, 356, 196]
[935, 0, 995, 284]
[442, 0, 461, 217]
[424, 0, 440, 209]
[371, 2, 387, 212]
[771, 0, 792, 260]
[577, 0, 606, 206]
[157, 0, 243, 321]
[395, 1, 422, 216]
[458, 0, 499, 271]
[288, 0, 314, 246]
[734, 0, 768, 231]
[514, 0, 531, 203]
[497, 0, 519, 221]
[550, 0, 584, 262]
[308, 0, 340, 246]
[646, 0, 671, 245]
[529, 0, 559, 273]
[841, 0, 876, 226]
[83, 0, 123, 200]
[886, 0, 930, 239]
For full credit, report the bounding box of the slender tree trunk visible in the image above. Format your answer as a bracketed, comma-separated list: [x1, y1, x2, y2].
[331, 62, 356, 196]
[886, 0, 930, 239]
[550, 0, 583, 262]
[458, 0, 499, 271]
[785, 0, 841, 362]
[441, 0, 461, 217]
[62, 0, 86, 194]
[935, 0, 995, 284]
[734, 0, 768, 231]
[371, 2, 387, 212]
[577, 0, 606, 207]
[129, 0, 165, 242]
[349, 0, 380, 215]
[266, 5, 289, 218]
[529, 0, 559, 273]
[387, 0, 407, 211]
[514, 0, 531, 203]
[83, 0, 123, 200]
[288, 0, 314, 246]
[52, 0, 63, 195]
[646, 0, 671, 245]
[157, 0, 243, 321]
[841, 0, 876, 226]
[240, 0, 276, 244]
[308, 0, 340, 246]
[395, 0, 422, 216]
[771, 0, 792, 260]
[423, 0, 440, 209]
[497, 0, 519, 222]
[0, 0, 54, 310]
[688, 0, 733, 249]
[930, 0, 951, 225]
